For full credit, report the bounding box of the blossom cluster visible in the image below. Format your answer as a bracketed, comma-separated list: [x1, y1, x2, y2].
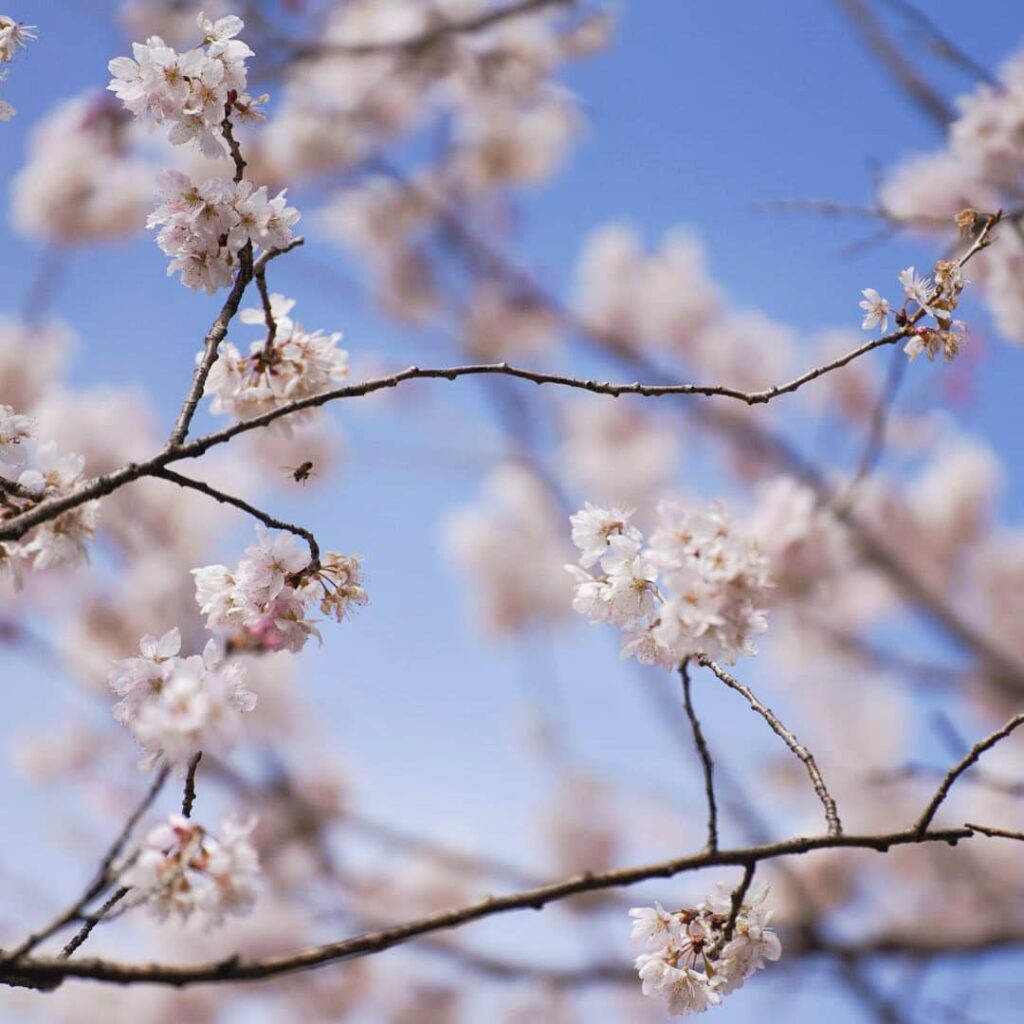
[0, 404, 99, 578]
[108, 627, 256, 770]
[192, 526, 367, 654]
[630, 883, 782, 1016]
[860, 255, 969, 362]
[0, 15, 36, 120]
[108, 14, 300, 292]
[107, 11, 263, 157]
[122, 812, 260, 929]
[147, 169, 300, 293]
[567, 502, 771, 667]
[205, 294, 349, 421]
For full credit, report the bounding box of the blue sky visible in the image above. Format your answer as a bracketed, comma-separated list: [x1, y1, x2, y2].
[1, 2, 1022, 1021]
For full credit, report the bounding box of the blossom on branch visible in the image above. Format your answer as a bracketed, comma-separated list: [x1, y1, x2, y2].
[204, 295, 349, 421]
[193, 526, 366, 654]
[147, 170, 300, 292]
[122, 812, 260, 928]
[0, 15, 37, 121]
[630, 883, 781, 1016]
[107, 11, 261, 157]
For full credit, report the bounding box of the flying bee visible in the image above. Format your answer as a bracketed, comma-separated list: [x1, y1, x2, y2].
[284, 460, 315, 484]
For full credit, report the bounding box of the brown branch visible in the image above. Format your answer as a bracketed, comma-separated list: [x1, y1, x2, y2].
[680, 660, 718, 851]
[964, 823, 1024, 842]
[696, 656, 843, 836]
[182, 751, 203, 818]
[58, 888, 129, 961]
[0, 214, 997, 546]
[914, 713, 1024, 837]
[151, 469, 320, 570]
[288, 0, 573, 60]
[166, 238, 304, 449]
[709, 863, 755, 958]
[0, 824, 988, 989]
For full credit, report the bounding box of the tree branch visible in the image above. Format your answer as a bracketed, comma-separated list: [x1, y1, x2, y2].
[680, 660, 718, 852]
[696, 656, 843, 836]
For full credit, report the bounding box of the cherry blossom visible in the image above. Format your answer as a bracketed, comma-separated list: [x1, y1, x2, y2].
[629, 883, 781, 1015]
[122, 813, 260, 929]
[193, 526, 366, 654]
[109, 630, 256, 769]
[205, 296, 348, 421]
[567, 500, 771, 666]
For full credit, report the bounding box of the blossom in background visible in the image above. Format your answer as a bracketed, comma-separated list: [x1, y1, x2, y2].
[0, 404, 100, 574]
[193, 525, 367, 653]
[108, 628, 256, 769]
[204, 295, 348, 421]
[630, 883, 781, 1016]
[567, 500, 771, 667]
[122, 812, 260, 928]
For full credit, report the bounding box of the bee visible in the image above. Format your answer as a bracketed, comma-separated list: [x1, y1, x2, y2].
[284, 460, 315, 484]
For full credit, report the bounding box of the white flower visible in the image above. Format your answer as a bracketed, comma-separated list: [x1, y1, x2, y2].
[110, 634, 255, 769]
[858, 287, 891, 332]
[123, 813, 260, 929]
[568, 500, 771, 668]
[898, 266, 934, 310]
[630, 884, 782, 1014]
[193, 526, 364, 654]
[569, 502, 642, 568]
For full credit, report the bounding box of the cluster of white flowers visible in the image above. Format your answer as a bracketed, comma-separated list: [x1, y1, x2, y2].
[108, 14, 300, 292]
[147, 169, 300, 293]
[567, 502, 771, 667]
[630, 883, 782, 1016]
[108, 11, 262, 156]
[860, 256, 969, 362]
[122, 812, 260, 929]
[0, 15, 36, 121]
[205, 294, 349, 421]
[0, 404, 99, 578]
[192, 526, 367, 654]
[108, 627, 256, 770]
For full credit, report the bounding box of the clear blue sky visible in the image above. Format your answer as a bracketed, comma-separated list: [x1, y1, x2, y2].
[0, 2, 1021, 1021]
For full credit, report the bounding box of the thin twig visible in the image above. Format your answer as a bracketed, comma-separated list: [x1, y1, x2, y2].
[182, 752, 203, 819]
[914, 713, 1024, 837]
[151, 469, 320, 569]
[58, 889, 130, 961]
[696, 656, 843, 836]
[710, 863, 756, 957]
[680, 660, 718, 851]
[4, 766, 168, 960]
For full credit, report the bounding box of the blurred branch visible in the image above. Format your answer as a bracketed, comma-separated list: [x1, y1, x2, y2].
[835, 0, 956, 128]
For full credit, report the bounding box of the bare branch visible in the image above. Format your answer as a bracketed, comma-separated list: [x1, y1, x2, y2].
[182, 752, 203, 819]
[151, 469, 320, 569]
[680, 660, 718, 851]
[4, 766, 168, 960]
[915, 714, 1024, 837]
[696, 656, 843, 836]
